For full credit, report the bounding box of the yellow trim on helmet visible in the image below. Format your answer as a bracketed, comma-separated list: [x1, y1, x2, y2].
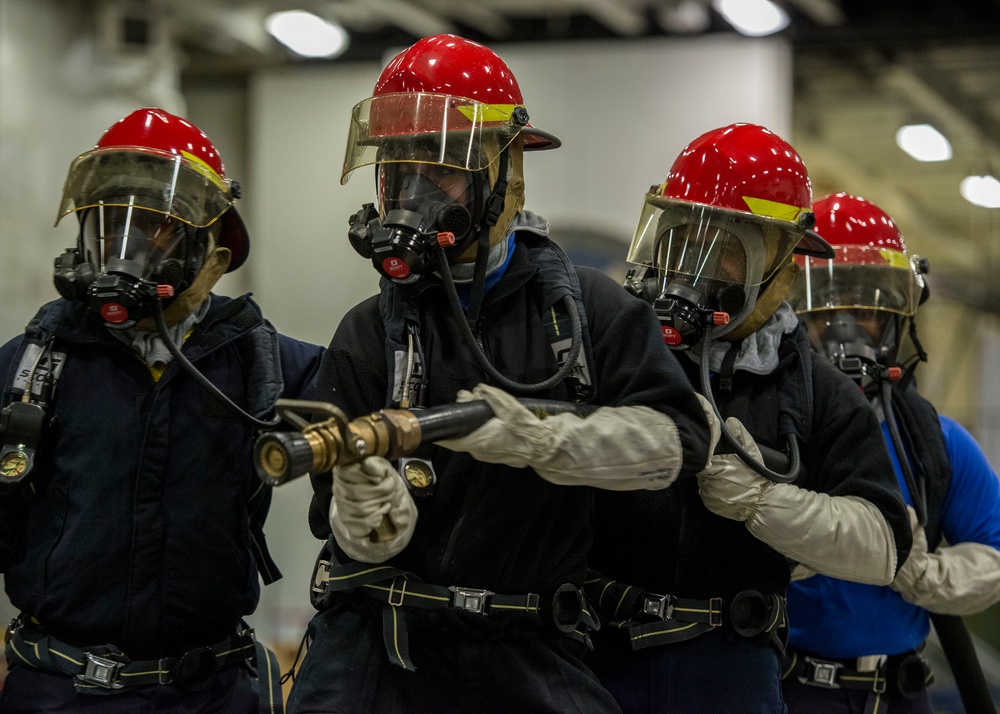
[179, 149, 227, 192]
[455, 103, 518, 123]
[879, 248, 911, 269]
[742, 196, 808, 223]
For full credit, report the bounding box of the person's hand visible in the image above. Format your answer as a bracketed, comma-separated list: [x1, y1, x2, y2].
[697, 417, 767, 522]
[892, 505, 1000, 615]
[699, 417, 896, 585]
[329, 455, 416, 563]
[438, 384, 689, 490]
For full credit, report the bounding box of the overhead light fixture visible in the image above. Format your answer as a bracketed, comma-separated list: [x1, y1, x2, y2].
[265, 10, 348, 59]
[960, 175, 1000, 209]
[712, 0, 789, 37]
[895, 124, 952, 162]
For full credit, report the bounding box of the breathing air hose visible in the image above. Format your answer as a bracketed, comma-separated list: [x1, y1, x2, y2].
[698, 326, 801, 483]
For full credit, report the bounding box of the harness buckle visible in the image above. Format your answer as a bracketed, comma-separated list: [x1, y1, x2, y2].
[708, 597, 724, 627]
[641, 593, 674, 620]
[312, 559, 331, 594]
[800, 657, 843, 689]
[449, 587, 493, 614]
[79, 652, 124, 690]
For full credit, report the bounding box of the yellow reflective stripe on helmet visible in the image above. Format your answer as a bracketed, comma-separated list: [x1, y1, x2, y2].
[455, 103, 517, 123]
[743, 196, 808, 223]
[179, 150, 227, 191]
[879, 248, 911, 269]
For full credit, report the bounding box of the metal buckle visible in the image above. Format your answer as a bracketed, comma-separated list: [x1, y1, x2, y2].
[78, 652, 124, 690]
[312, 559, 331, 594]
[449, 587, 493, 614]
[708, 597, 724, 627]
[800, 657, 843, 689]
[641, 593, 674, 620]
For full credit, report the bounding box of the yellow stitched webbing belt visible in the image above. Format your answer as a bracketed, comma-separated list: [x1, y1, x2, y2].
[4, 615, 280, 707]
[314, 559, 597, 671]
[585, 571, 785, 651]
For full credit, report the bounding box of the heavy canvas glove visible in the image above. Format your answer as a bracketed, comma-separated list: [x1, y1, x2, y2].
[437, 384, 719, 491]
[329, 456, 417, 563]
[892, 506, 1000, 615]
[698, 417, 896, 585]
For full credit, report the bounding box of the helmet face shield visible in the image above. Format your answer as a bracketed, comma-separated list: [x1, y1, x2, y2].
[342, 93, 523, 184]
[791, 245, 924, 317]
[57, 147, 233, 229]
[81, 203, 191, 281]
[628, 194, 806, 288]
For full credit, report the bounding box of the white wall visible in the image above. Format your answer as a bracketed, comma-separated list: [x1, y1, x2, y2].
[0, 0, 186, 339]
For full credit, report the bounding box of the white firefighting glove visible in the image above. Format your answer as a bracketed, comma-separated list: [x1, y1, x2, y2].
[697, 417, 896, 585]
[437, 384, 719, 491]
[329, 455, 417, 564]
[892, 506, 1000, 615]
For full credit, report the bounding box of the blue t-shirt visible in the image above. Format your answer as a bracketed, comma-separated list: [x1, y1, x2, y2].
[786, 415, 1000, 657]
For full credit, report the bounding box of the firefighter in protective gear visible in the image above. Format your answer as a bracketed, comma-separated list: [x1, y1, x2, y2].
[586, 124, 912, 714]
[0, 108, 323, 712]
[288, 35, 714, 714]
[783, 192, 1000, 713]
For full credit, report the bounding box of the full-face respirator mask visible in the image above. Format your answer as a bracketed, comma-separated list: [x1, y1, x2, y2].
[53, 202, 206, 329]
[348, 158, 497, 282]
[624, 215, 771, 349]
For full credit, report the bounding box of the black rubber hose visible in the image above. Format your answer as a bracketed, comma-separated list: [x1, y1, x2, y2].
[255, 398, 596, 486]
[435, 250, 584, 393]
[931, 613, 996, 714]
[697, 327, 800, 483]
[154, 298, 281, 429]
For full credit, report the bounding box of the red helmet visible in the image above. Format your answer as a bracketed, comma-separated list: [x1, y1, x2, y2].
[57, 107, 249, 271]
[790, 192, 925, 318]
[341, 34, 559, 184]
[625, 123, 833, 339]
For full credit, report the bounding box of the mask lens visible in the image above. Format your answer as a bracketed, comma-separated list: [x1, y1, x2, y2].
[82, 203, 188, 279]
[378, 163, 473, 217]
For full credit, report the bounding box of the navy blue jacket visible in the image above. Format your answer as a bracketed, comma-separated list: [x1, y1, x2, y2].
[0, 295, 322, 659]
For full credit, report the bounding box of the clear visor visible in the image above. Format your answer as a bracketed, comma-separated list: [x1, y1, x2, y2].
[57, 147, 232, 228]
[81, 202, 189, 279]
[626, 194, 805, 289]
[790, 245, 923, 316]
[377, 162, 476, 218]
[342, 93, 523, 184]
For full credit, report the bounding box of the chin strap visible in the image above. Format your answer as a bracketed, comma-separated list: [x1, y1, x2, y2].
[724, 261, 800, 342]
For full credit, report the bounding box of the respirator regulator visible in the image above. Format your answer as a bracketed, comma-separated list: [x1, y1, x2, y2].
[812, 310, 901, 393]
[349, 169, 479, 282]
[624, 266, 738, 349]
[53, 205, 200, 329]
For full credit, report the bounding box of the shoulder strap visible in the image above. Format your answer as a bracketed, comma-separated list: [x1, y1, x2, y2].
[236, 318, 287, 585]
[890, 382, 951, 549]
[378, 238, 597, 408]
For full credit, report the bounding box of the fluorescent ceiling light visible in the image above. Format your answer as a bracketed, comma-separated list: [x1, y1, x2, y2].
[266, 10, 348, 59]
[895, 124, 952, 162]
[960, 175, 1000, 209]
[712, 0, 789, 37]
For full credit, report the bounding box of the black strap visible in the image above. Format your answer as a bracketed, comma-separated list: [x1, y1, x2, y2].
[315, 559, 596, 670]
[585, 572, 785, 652]
[783, 648, 932, 713]
[5, 617, 267, 697]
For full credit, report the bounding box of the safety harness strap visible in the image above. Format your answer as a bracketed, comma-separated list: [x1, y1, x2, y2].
[782, 647, 933, 713]
[4, 616, 278, 699]
[314, 559, 597, 671]
[585, 572, 785, 652]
